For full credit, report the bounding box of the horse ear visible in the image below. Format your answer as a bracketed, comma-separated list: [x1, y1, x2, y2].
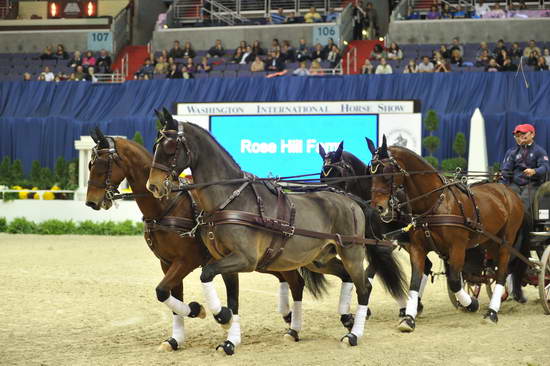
[365, 137, 376, 155]
[318, 143, 326, 159]
[382, 134, 388, 150]
[90, 127, 99, 143]
[162, 108, 177, 130]
[96, 127, 109, 149]
[334, 141, 344, 160]
[154, 109, 164, 123]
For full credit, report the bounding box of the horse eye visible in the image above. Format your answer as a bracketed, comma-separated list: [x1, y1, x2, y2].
[162, 139, 177, 154]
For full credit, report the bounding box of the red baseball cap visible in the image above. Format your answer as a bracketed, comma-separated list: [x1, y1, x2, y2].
[513, 124, 535, 134]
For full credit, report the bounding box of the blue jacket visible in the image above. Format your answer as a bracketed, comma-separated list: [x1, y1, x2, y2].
[501, 143, 550, 186]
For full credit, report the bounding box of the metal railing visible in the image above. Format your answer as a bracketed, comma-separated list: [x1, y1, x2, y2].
[202, 0, 249, 25]
[345, 45, 357, 74]
[121, 53, 129, 78]
[95, 73, 126, 83]
[111, 2, 132, 57]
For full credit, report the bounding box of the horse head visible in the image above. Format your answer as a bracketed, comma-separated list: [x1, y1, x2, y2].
[86, 126, 125, 210]
[147, 107, 192, 199]
[319, 141, 349, 187]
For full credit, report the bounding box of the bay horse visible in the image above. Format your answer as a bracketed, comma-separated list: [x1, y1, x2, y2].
[146, 113, 406, 350]
[319, 142, 431, 318]
[367, 136, 529, 331]
[85, 128, 320, 354]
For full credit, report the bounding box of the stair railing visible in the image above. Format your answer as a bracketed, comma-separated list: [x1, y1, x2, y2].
[346, 45, 357, 74]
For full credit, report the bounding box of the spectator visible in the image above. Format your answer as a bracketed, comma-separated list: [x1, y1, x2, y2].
[491, 3, 506, 18]
[403, 59, 418, 73]
[22, 72, 32, 81]
[417, 56, 435, 72]
[182, 41, 196, 59]
[181, 65, 193, 79]
[527, 50, 541, 66]
[362, 59, 374, 74]
[476, 41, 492, 59]
[370, 44, 386, 60]
[452, 5, 467, 18]
[265, 51, 285, 72]
[448, 37, 463, 58]
[167, 57, 176, 70]
[75, 65, 86, 80]
[208, 39, 225, 58]
[55, 44, 69, 59]
[523, 40, 541, 58]
[271, 8, 286, 24]
[534, 56, 549, 71]
[352, 1, 367, 40]
[232, 48, 243, 63]
[166, 63, 182, 79]
[86, 66, 98, 83]
[364, 2, 379, 38]
[434, 53, 451, 72]
[543, 48, 550, 66]
[509, 42, 523, 60]
[426, 5, 440, 19]
[37, 73, 46, 81]
[476, 49, 491, 67]
[311, 44, 326, 62]
[327, 45, 341, 68]
[270, 38, 281, 53]
[475, 0, 491, 17]
[67, 73, 77, 81]
[518, 0, 527, 9]
[280, 41, 296, 63]
[186, 58, 196, 73]
[252, 40, 265, 58]
[404, 6, 420, 20]
[147, 53, 156, 66]
[500, 54, 518, 72]
[495, 49, 509, 66]
[240, 46, 254, 64]
[485, 58, 501, 72]
[440, 3, 453, 19]
[96, 49, 112, 73]
[82, 51, 96, 69]
[304, 7, 322, 23]
[375, 57, 392, 74]
[154, 55, 169, 74]
[160, 49, 169, 61]
[67, 51, 82, 69]
[293, 61, 310, 76]
[197, 56, 212, 73]
[168, 40, 185, 58]
[493, 39, 507, 56]
[40, 46, 56, 60]
[439, 44, 450, 60]
[387, 42, 403, 60]
[323, 38, 335, 57]
[42, 66, 55, 81]
[286, 11, 299, 23]
[250, 56, 265, 72]
[449, 50, 463, 66]
[309, 60, 325, 75]
[134, 58, 154, 79]
[326, 8, 340, 22]
[296, 39, 310, 62]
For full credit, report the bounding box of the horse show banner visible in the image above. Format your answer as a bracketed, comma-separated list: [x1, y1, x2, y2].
[175, 101, 421, 177]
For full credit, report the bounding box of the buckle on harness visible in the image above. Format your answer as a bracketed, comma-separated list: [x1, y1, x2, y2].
[282, 225, 295, 237]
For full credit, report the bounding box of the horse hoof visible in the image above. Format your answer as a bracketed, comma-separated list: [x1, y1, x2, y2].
[283, 311, 292, 325]
[483, 309, 498, 324]
[417, 299, 424, 317]
[158, 337, 178, 352]
[216, 340, 235, 356]
[283, 328, 299, 342]
[513, 294, 528, 304]
[398, 308, 406, 319]
[188, 302, 206, 319]
[367, 307, 372, 320]
[340, 313, 355, 331]
[464, 297, 479, 313]
[397, 315, 415, 332]
[340, 333, 358, 347]
[213, 306, 233, 329]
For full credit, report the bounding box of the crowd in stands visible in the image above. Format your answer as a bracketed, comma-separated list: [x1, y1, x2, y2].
[134, 38, 343, 80]
[403, 0, 545, 20]
[14, 44, 113, 82]
[361, 37, 550, 74]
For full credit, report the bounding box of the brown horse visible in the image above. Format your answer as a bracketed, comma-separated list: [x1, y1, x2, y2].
[146, 112, 406, 351]
[367, 136, 528, 331]
[85, 128, 313, 354]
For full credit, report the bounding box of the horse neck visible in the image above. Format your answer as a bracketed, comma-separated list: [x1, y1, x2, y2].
[116, 139, 192, 219]
[345, 154, 372, 201]
[186, 125, 244, 212]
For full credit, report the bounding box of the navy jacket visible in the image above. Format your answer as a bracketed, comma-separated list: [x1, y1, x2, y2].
[501, 143, 549, 186]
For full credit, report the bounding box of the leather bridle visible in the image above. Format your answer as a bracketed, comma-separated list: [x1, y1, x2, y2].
[321, 157, 357, 191]
[152, 120, 193, 186]
[370, 152, 409, 223]
[88, 137, 123, 202]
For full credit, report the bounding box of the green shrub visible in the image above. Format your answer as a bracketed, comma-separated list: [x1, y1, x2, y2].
[423, 136, 441, 155]
[425, 156, 439, 169]
[453, 132, 467, 158]
[7, 217, 37, 234]
[133, 131, 144, 146]
[0, 217, 7, 232]
[441, 157, 468, 173]
[0, 156, 11, 185]
[54, 157, 68, 188]
[38, 219, 77, 235]
[2, 218, 142, 235]
[10, 160, 24, 186]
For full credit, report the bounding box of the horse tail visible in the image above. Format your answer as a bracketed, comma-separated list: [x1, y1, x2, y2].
[300, 267, 329, 299]
[364, 207, 408, 299]
[510, 214, 531, 300]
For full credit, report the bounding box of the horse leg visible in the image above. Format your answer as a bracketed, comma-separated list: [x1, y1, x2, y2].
[483, 242, 512, 324]
[416, 257, 433, 317]
[279, 270, 304, 342]
[398, 242, 426, 332]
[200, 252, 255, 355]
[157, 260, 206, 352]
[447, 244, 480, 313]
[218, 273, 241, 355]
[261, 271, 293, 324]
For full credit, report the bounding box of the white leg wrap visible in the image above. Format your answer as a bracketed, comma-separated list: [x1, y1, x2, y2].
[201, 281, 222, 315]
[405, 290, 419, 318]
[290, 301, 303, 331]
[489, 284, 505, 312]
[226, 314, 241, 346]
[350, 305, 368, 338]
[419, 274, 429, 297]
[506, 274, 514, 294]
[278, 282, 290, 315]
[338, 282, 354, 314]
[164, 296, 191, 317]
[396, 296, 407, 308]
[455, 289, 473, 307]
[171, 314, 185, 344]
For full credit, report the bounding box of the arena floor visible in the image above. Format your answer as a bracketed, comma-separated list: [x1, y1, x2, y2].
[1, 233, 549, 366]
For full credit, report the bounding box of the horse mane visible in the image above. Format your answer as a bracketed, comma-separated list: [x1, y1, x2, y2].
[341, 151, 369, 173]
[389, 146, 437, 172]
[185, 122, 242, 171]
[114, 137, 153, 161]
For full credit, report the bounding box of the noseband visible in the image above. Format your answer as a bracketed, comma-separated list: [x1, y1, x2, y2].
[321, 158, 357, 190]
[152, 120, 193, 183]
[370, 153, 409, 223]
[88, 137, 123, 201]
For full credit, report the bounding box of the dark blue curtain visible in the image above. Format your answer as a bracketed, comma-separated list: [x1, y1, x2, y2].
[1, 72, 550, 173]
